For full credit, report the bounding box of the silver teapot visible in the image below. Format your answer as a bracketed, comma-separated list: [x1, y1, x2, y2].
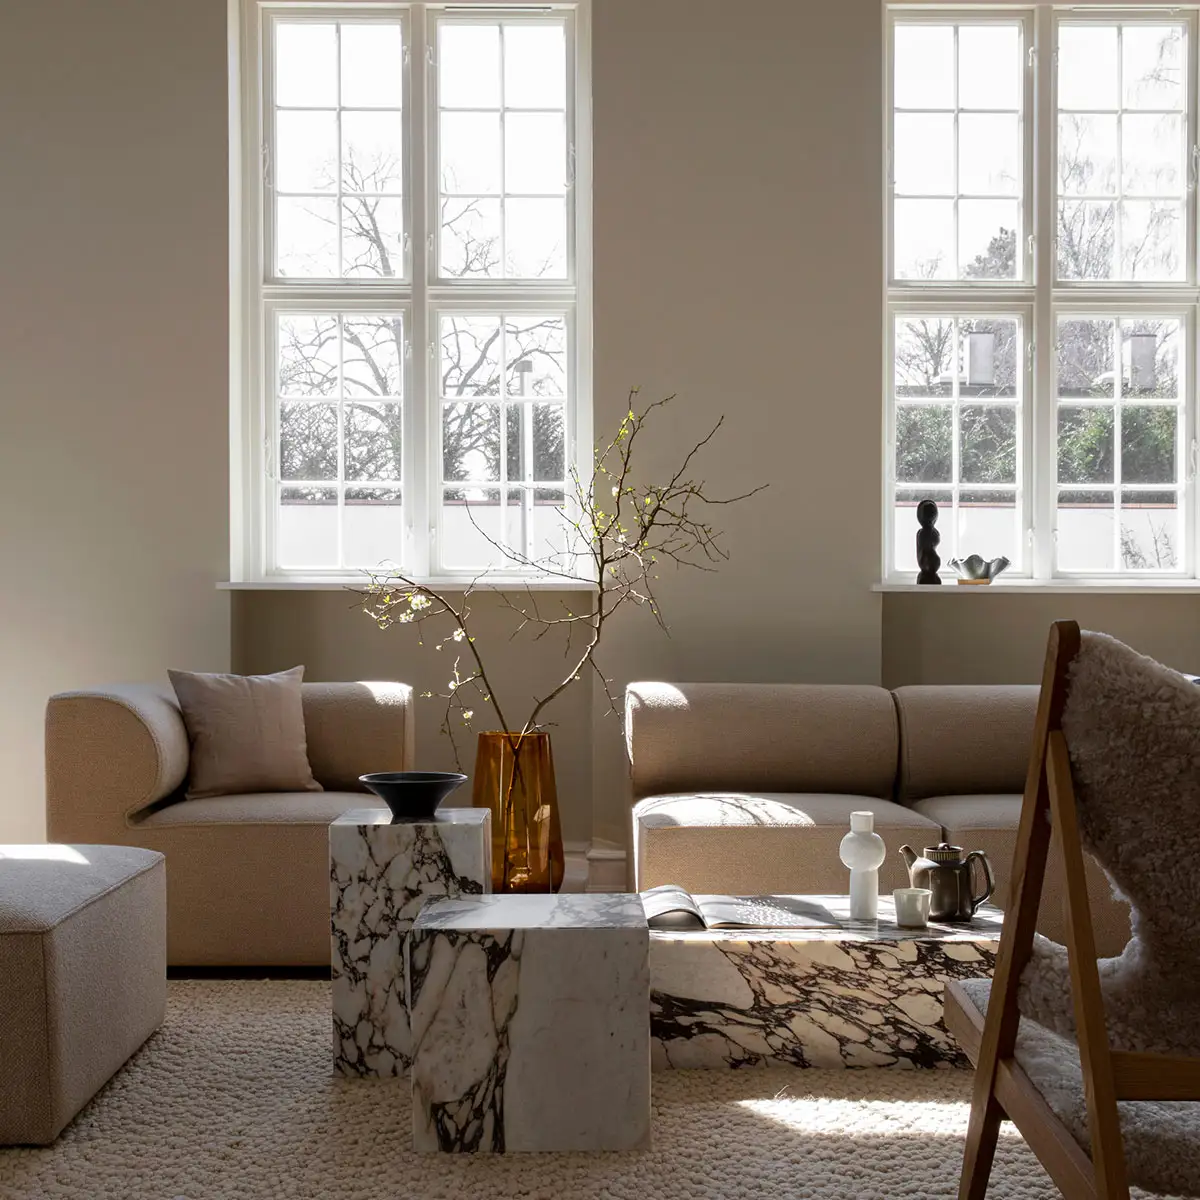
[898, 842, 995, 923]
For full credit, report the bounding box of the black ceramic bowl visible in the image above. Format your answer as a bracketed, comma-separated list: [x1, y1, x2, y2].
[359, 771, 469, 821]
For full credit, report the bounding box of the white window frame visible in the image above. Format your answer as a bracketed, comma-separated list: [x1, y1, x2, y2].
[884, 3, 1200, 583]
[233, 0, 592, 584]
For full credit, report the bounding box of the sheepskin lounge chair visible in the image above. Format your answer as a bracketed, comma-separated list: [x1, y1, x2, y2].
[948, 621, 1200, 1200]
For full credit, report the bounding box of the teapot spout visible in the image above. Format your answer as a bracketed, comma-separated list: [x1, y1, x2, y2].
[898, 844, 917, 874]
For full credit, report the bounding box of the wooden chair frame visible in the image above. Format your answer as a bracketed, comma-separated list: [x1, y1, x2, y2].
[952, 619, 1200, 1200]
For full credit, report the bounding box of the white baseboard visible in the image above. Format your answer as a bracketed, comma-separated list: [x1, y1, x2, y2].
[562, 841, 628, 893]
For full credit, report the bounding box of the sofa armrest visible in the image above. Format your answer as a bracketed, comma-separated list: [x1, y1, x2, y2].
[46, 685, 190, 841]
[301, 681, 414, 789]
[624, 681, 898, 801]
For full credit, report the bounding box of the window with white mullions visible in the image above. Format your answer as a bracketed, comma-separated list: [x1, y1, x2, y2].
[437, 312, 570, 571]
[1057, 20, 1189, 282]
[892, 20, 1025, 282]
[436, 19, 570, 281]
[891, 315, 1026, 573]
[243, 3, 587, 581]
[272, 20, 406, 280]
[275, 311, 406, 570]
[1055, 316, 1186, 572]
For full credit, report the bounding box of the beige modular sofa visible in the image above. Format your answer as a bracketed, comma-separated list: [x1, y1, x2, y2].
[626, 682, 1130, 958]
[45, 681, 412, 966]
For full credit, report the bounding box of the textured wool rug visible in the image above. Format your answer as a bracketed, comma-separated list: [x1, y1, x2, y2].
[0, 981, 1176, 1200]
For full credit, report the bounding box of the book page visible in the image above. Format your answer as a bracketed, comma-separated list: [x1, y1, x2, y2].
[640, 884, 705, 930]
[694, 894, 840, 930]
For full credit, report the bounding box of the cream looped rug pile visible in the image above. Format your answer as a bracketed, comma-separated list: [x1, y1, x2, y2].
[0, 981, 1174, 1199]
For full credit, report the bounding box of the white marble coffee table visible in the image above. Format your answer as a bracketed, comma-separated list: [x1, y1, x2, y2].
[650, 895, 1002, 1070]
[329, 807, 490, 1076]
[409, 893, 650, 1152]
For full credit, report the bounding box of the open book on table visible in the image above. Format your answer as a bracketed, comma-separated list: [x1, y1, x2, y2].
[640, 885, 840, 931]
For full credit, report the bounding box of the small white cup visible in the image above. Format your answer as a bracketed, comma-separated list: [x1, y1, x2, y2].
[893, 887, 932, 929]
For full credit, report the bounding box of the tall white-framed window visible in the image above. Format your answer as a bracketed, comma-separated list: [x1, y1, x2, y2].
[885, 6, 1199, 581]
[235, 1, 590, 581]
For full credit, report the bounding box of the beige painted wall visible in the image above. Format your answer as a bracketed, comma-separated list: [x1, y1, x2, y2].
[0, 0, 231, 841]
[587, 0, 885, 845]
[882, 594, 1200, 686]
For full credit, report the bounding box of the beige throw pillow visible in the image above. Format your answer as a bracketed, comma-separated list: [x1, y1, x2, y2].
[168, 666, 323, 800]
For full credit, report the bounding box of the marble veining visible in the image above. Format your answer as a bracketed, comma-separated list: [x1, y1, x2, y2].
[650, 897, 1001, 1071]
[410, 893, 650, 1153]
[329, 807, 490, 1076]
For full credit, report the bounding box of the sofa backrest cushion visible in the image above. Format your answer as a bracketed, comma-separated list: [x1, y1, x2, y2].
[625, 682, 898, 800]
[302, 681, 414, 791]
[893, 684, 1038, 803]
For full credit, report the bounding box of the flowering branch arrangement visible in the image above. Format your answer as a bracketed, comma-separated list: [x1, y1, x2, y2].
[359, 391, 766, 763]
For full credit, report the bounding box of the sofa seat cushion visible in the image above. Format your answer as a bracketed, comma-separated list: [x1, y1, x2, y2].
[911, 794, 1130, 958]
[137, 791, 386, 828]
[633, 792, 940, 896]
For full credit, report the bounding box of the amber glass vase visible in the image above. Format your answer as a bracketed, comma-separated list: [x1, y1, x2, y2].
[472, 731, 564, 893]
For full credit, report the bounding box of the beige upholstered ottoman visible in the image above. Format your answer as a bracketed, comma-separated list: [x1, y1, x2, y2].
[0, 844, 167, 1144]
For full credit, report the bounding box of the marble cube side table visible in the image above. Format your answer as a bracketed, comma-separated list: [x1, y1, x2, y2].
[409, 893, 650, 1153]
[330, 807, 490, 1076]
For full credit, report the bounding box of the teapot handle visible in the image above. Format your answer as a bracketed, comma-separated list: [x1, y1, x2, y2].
[965, 850, 995, 915]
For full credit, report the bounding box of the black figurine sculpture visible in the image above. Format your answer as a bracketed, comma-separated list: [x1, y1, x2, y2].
[916, 498, 941, 585]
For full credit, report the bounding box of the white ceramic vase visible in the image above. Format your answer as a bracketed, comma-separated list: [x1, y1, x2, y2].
[839, 810, 886, 920]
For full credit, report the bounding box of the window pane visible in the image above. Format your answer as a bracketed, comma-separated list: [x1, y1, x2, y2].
[1056, 22, 1188, 283]
[1059, 26, 1118, 110]
[440, 25, 501, 109]
[894, 489, 953, 573]
[959, 201, 1018, 279]
[1057, 492, 1115, 572]
[1057, 319, 1115, 399]
[961, 407, 1017, 484]
[441, 488, 504, 569]
[1122, 407, 1177, 484]
[276, 111, 337, 193]
[278, 315, 339, 397]
[959, 26, 1020, 110]
[506, 112, 567, 194]
[1058, 115, 1117, 197]
[342, 198, 404, 277]
[1120, 491, 1180, 569]
[441, 112, 501, 194]
[340, 24, 403, 108]
[1123, 26, 1185, 110]
[959, 115, 1018, 196]
[440, 316, 502, 397]
[276, 23, 337, 108]
[960, 319, 1018, 400]
[506, 403, 565, 482]
[277, 199, 338, 277]
[443, 403, 500, 481]
[440, 198, 502, 278]
[346, 403, 403, 482]
[895, 199, 954, 280]
[1058, 408, 1114, 484]
[280, 403, 338, 481]
[896, 406, 952, 484]
[895, 318, 954, 398]
[894, 26, 953, 109]
[506, 316, 567, 397]
[344, 489, 403, 569]
[343, 317, 403, 398]
[1122, 321, 1179, 399]
[505, 198, 567, 278]
[504, 25, 566, 108]
[343, 112, 403, 194]
[957, 491, 1019, 569]
[894, 114, 954, 196]
[279, 487, 339, 568]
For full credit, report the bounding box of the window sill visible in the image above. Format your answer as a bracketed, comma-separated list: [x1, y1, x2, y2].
[874, 580, 1200, 595]
[219, 576, 600, 593]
